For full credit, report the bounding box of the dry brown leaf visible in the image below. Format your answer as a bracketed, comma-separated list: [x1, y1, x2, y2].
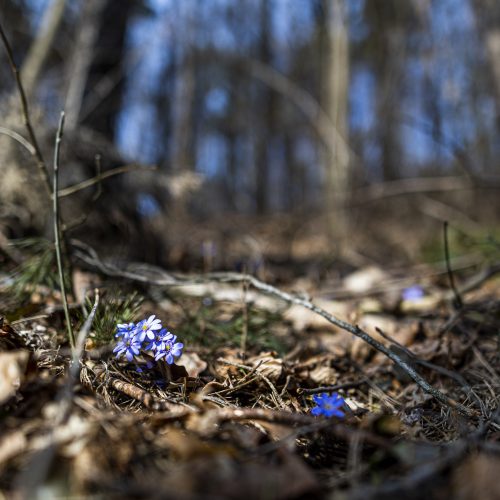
[249, 352, 284, 382]
[451, 453, 500, 500]
[180, 351, 208, 378]
[0, 349, 29, 404]
[161, 428, 239, 460]
[343, 266, 390, 294]
[309, 365, 338, 385]
[0, 431, 27, 470]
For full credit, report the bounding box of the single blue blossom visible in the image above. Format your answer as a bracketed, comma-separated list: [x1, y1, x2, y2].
[311, 392, 345, 418]
[149, 328, 173, 352]
[154, 334, 184, 364]
[115, 322, 136, 338]
[136, 315, 162, 342]
[402, 285, 424, 301]
[113, 333, 142, 362]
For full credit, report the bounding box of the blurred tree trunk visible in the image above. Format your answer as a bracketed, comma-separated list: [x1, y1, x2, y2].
[320, 0, 350, 249]
[64, 0, 107, 131]
[0, 2, 31, 93]
[171, 48, 196, 172]
[471, 0, 500, 125]
[170, 0, 197, 172]
[20, 0, 67, 99]
[363, 0, 409, 181]
[81, 0, 135, 141]
[254, 0, 274, 215]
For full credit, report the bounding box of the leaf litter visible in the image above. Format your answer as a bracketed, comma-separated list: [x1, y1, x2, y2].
[1, 247, 500, 499]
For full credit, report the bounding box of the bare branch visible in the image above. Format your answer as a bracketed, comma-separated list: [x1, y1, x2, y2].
[58, 164, 157, 198]
[53, 111, 74, 349]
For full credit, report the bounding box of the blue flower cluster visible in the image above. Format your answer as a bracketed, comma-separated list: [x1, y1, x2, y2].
[311, 392, 345, 418]
[113, 315, 183, 365]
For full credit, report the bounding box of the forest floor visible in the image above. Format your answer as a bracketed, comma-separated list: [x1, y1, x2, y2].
[1, 216, 500, 499]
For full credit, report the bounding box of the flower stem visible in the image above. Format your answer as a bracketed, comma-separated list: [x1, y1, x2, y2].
[53, 111, 75, 350]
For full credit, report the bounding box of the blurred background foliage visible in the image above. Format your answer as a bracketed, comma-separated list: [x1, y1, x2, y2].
[0, 0, 499, 268]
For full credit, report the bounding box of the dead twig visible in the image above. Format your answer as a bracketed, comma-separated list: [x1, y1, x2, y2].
[0, 126, 36, 156]
[57, 163, 157, 198]
[299, 380, 369, 395]
[91, 363, 194, 413]
[443, 221, 463, 309]
[53, 111, 74, 349]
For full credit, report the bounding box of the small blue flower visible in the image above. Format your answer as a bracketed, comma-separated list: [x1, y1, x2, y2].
[402, 285, 424, 301]
[149, 328, 173, 352]
[136, 315, 162, 342]
[311, 392, 345, 418]
[115, 322, 136, 338]
[113, 333, 143, 362]
[155, 334, 184, 364]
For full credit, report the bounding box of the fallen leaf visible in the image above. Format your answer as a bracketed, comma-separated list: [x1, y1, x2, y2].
[180, 351, 208, 378]
[249, 352, 284, 382]
[0, 350, 29, 404]
[451, 453, 500, 500]
[343, 266, 390, 294]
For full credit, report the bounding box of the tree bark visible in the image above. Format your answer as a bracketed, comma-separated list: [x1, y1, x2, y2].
[20, 0, 67, 99]
[321, 0, 350, 249]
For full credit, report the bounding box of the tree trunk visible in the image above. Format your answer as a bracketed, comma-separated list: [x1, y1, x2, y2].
[21, 0, 67, 99]
[254, 0, 274, 214]
[81, 0, 135, 141]
[322, 0, 350, 250]
[64, 0, 107, 131]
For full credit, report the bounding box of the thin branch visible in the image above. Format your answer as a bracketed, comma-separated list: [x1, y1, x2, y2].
[73, 288, 99, 363]
[0, 20, 52, 197]
[53, 111, 75, 349]
[57, 164, 157, 198]
[443, 221, 463, 309]
[299, 380, 369, 395]
[0, 126, 36, 155]
[351, 176, 475, 205]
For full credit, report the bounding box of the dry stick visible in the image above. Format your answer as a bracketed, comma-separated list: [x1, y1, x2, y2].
[0, 126, 36, 155]
[53, 111, 75, 349]
[240, 275, 249, 357]
[70, 245, 473, 416]
[0, 20, 52, 196]
[299, 380, 369, 395]
[57, 164, 157, 198]
[443, 221, 463, 309]
[92, 364, 193, 413]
